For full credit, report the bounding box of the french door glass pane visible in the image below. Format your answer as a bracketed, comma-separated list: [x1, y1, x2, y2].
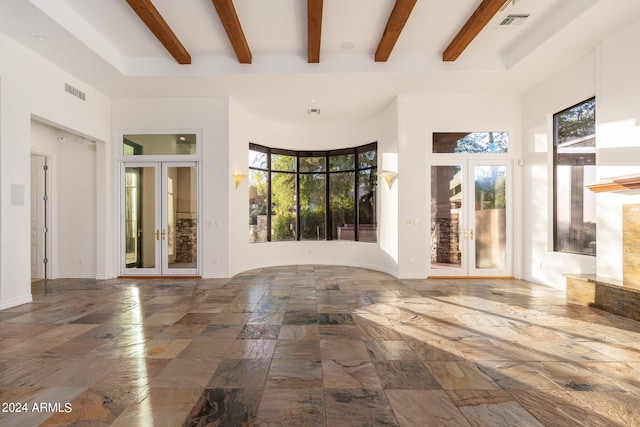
[166, 166, 198, 269]
[430, 166, 462, 270]
[474, 165, 506, 270]
[125, 166, 156, 269]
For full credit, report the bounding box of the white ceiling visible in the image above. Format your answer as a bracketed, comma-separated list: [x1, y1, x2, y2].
[1, 0, 639, 124]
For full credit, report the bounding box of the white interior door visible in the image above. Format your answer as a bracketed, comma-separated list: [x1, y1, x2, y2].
[428, 160, 512, 277]
[122, 162, 198, 276]
[30, 155, 46, 279]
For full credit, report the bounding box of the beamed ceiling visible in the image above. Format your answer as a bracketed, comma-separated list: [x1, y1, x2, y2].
[1, 0, 639, 124]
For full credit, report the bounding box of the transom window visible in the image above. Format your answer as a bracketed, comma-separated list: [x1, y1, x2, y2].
[249, 143, 377, 243]
[123, 133, 197, 156]
[432, 132, 509, 154]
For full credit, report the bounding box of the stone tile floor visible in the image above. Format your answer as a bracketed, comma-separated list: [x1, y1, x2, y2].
[1, 265, 639, 426]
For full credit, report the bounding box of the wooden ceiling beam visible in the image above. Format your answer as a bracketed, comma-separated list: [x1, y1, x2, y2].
[212, 0, 252, 64]
[307, 0, 323, 63]
[375, 0, 417, 62]
[125, 0, 191, 64]
[443, 0, 506, 62]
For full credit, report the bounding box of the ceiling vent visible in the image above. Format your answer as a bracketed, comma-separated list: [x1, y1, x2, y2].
[307, 108, 321, 115]
[499, 14, 530, 27]
[65, 83, 86, 101]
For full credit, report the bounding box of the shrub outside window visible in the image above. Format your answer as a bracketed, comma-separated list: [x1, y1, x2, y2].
[249, 143, 377, 243]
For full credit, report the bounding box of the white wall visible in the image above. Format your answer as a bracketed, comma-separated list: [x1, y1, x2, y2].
[521, 17, 640, 288]
[595, 17, 640, 279]
[0, 32, 110, 309]
[521, 53, 597, 288]
[396, 93, 521, 279]
[228, 100, 399, 277]
[111, 97, 230, 278]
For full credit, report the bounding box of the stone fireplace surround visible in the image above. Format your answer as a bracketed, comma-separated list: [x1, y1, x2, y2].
[565, 203, 640, 321]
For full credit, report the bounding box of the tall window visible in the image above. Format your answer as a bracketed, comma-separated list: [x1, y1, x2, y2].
[249, 143, 377, 243]
[553, 97, 596, 256]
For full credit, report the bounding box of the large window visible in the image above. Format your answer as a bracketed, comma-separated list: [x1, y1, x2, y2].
[553, 97, 596, 256]
[249, 143, 377, 243]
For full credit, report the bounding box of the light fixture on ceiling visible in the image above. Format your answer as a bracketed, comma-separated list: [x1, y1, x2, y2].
[35, 35, 46, 41]
[341, 41, 355, 51]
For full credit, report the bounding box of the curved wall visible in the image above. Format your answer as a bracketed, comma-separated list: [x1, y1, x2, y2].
[228, 101, 399, 277]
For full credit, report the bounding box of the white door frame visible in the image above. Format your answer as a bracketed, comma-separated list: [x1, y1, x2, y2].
[427, 159, 513, 277]
[120, 161, 200, 276]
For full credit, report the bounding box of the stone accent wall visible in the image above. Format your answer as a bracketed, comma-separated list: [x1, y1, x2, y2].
[431, 217, 461, 264]
[623, 204, 640, 289]
[176, 218, 197, 263]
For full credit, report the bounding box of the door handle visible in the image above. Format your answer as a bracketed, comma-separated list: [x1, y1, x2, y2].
[470, 229, 474, 240]
[155, 229, 160, 240]
[162, 229, 167, 240]
[464, 230, 468, 240]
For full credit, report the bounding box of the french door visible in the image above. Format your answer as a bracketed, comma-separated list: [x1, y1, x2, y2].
[428, 160, 512, 277]
[122, 161, 198, 275]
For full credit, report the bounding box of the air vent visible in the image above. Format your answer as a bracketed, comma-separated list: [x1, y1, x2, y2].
[499, 14, 530, 26]
[307, 108, 321, 115]
[64, 83, 86, 101]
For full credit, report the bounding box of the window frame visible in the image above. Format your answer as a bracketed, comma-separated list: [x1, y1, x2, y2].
[552, 97, 596, 256]
[249, 142, 377, 243]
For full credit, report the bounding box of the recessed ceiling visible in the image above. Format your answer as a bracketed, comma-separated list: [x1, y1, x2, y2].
[1, 0, 639, 124]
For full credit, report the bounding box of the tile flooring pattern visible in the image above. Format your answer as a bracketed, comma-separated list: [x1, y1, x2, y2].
[1, 265, 640, 426]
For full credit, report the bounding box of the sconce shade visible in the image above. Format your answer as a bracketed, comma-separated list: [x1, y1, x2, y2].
[233, 173, 248, 189]
[378, 171, 397, 189]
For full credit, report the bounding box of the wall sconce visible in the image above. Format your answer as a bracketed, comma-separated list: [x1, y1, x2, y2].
[378, 171, 397, 189]
[233, 173, 248, 189]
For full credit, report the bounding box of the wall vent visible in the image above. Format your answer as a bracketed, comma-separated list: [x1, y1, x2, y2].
[307, 108, 321, 115]
[65, 83, 86, 101]
[499, 14, 530, 27]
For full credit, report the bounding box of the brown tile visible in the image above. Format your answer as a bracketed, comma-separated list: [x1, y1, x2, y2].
[256, 388, 325, 426]
[225, 339, 276, 359]
[386, 389, 471, 427]
[1, 267, 639, 426]
[273, 339, 320, 359]
[321, 339, 369, 359]
[266, 359, 323, 388]
[209, 359, 271, 388]
[325, 389, 397, 426]
[322, 359, 381, 389]
[374, 360, 442, 390]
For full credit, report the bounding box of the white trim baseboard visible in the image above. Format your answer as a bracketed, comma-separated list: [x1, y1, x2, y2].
[0, 295, 33, 310]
